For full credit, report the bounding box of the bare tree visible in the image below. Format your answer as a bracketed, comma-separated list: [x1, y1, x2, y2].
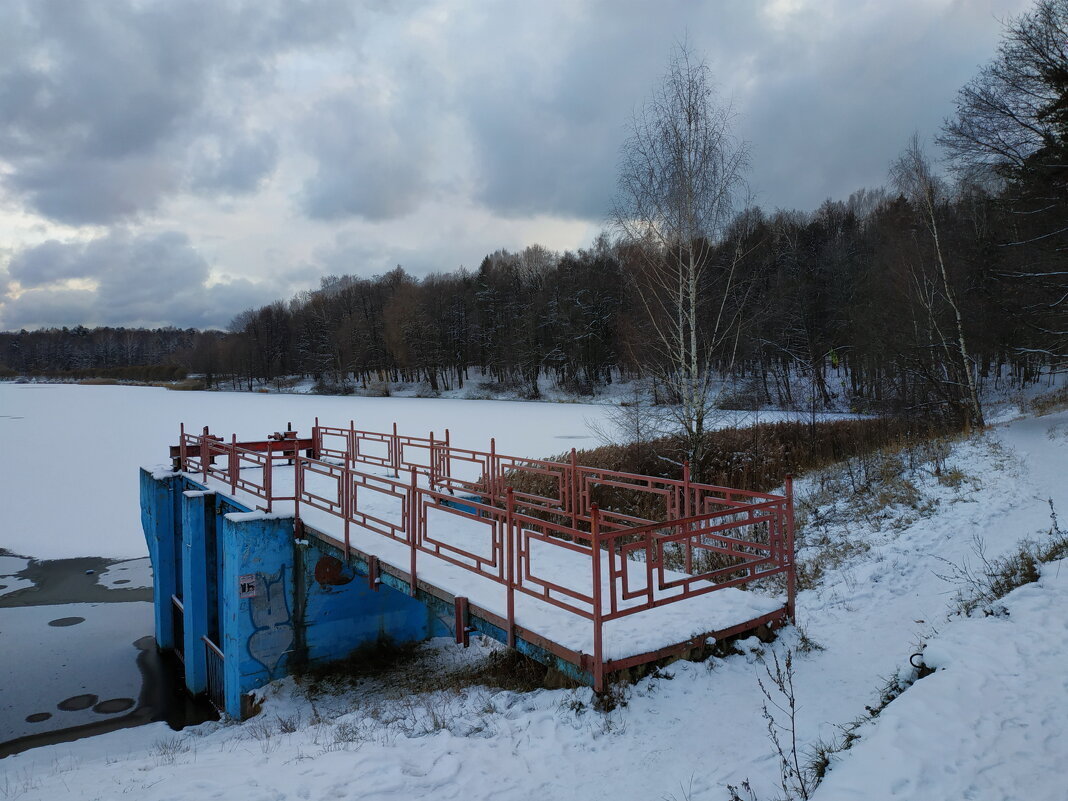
[890, 136, 985, 428]
[939, 0, 1068, 370]
[939, 0, 1068, 187]
[612, 42, 753, 477]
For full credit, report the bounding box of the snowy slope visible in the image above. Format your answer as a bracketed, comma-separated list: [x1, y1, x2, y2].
[814, 558, 1068, 801]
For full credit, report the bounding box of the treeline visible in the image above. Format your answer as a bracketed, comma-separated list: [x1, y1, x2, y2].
[1, 181, 1057, 418]
[216, 182, 1057, 417]
[0, 326, 220, 381]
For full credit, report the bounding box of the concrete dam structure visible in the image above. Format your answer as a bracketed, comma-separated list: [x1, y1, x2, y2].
[141, 421, 795, 719]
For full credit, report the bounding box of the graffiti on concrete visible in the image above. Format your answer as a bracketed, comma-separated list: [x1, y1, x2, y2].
[247, 564, 293, 677]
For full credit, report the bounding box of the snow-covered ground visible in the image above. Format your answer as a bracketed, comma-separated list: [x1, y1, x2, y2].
[2, 394, 1066, 798]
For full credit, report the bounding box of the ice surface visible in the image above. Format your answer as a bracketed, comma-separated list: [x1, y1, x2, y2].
[97, 557, 153, 591]
[0, 384, 618, 560]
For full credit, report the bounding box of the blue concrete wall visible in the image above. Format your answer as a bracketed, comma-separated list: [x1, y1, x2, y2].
[299, 538, 443, 666]
[219, 509, 296, 718]
[140, 469, 178, 649]
[142, 470, 441, 719]
[180, 490, 214, 695]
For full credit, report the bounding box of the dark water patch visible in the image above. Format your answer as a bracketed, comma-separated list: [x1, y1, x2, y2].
[0, 555, 152, 607]
[0, 634, 218, 758]
[0, 556, 216, 759]
[93, 698, 135, 714]
[47, 616, 85, 627]
[112, 579, 130, 585]
[57, 694, 98, 712]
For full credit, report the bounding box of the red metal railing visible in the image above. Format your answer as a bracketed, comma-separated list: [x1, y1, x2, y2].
[174, 420, 795, 690]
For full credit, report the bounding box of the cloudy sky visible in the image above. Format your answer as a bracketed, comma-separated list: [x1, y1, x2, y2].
[0, 0, 1031, 331]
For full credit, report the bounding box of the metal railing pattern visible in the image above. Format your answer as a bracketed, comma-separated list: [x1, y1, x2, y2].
[175, 420, 795, 690]
[203, 636, 225, 711]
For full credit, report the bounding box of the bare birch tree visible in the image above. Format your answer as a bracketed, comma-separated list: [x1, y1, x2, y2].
[612, 43, 752, 477]
[891, 135, 985, 427]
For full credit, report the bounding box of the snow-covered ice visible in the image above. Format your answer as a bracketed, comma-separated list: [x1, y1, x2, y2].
[0, 383, 617, 560]
[96, 558, 153, 591]
[0, 556, 34, 598]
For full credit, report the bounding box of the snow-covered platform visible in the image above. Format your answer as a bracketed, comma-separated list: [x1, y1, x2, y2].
[153, 421, 795, 707]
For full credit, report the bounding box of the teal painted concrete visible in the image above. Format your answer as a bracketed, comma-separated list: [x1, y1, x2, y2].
[143, 472, 444, 719]
[180, 490, 214, 695]
[219, 509, 295, 717]
[140, 469, 178, 649]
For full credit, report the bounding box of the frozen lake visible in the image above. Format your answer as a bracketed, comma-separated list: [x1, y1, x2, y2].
[0, 383, 622, 560]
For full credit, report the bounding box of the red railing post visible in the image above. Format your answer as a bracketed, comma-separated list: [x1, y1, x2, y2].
[230, 433, 238, 495]
[591, 503, 604, 693]
[393, 422, 400, 478]
[570, 448, 578, 530]
[264, 439, 273, 513]
[342, 470, 351, 558]
[429, 430, 436, 490]
[200, 426, 209, 482]
[293, 455, 302, 526]
[444, 429, 452, 490]
[489, 437, 497, 499]
[683, 460, 693, 574]
[179, 423, 187, 472]
[313, 417, 320, 460]
[506, 487, 516, 649]
[409, 466, 418, 596]
[785, 474, 796, 621]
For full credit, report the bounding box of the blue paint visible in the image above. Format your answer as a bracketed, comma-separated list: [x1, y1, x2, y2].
[140, 469, 177, 649]
[144, 471, 443, 719]
[180, 490, 214, 695]
[246, 564, 294, 677]
[437, 494, 482, 516]
[218, 508, 294, 716]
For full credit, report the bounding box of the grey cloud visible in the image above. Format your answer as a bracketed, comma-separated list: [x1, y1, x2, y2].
[1, 232, 279, 330]
[11, 155, 179, 225]
[300, 91, 436, 221]
[0, 0, 358, 224]
[188, 131, 280, 194]
[9, 240, 86, 288]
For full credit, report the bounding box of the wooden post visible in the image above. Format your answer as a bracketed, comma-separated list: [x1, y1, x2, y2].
[230, 434, 238, 495]
[683, 460, 693, 574]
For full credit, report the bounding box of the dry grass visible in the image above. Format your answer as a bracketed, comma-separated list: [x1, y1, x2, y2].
[1028, 386, 1068, 416]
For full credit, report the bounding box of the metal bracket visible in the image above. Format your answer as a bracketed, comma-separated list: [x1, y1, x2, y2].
[367, 555, 381, 592]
